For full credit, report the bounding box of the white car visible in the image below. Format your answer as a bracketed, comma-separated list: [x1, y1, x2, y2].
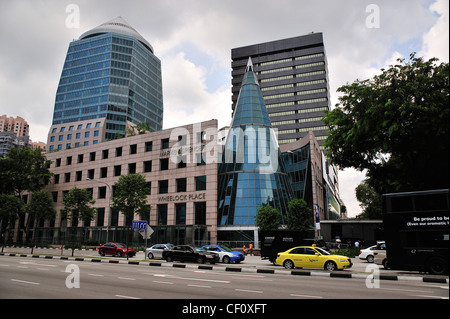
[146, 244, 174, 259]
[358, 245, 377, 263]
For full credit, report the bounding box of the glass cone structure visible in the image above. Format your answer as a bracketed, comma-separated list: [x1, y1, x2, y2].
[218, 58, 294, 228]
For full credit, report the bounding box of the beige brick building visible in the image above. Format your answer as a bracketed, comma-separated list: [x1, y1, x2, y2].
[30, 119, 218, 245]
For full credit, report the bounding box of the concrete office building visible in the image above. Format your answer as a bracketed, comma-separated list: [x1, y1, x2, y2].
[231, 33, 331, 147]
[26, 120, 218, 245]
[48, 17, 163, 151]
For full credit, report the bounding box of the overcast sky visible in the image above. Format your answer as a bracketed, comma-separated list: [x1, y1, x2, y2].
[0, 0, 448, 217]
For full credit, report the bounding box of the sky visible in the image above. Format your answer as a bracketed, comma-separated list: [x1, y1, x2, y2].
[0, 0, 448, 218]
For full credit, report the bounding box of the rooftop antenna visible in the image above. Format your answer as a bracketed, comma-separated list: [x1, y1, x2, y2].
[246, 57, 254, 72]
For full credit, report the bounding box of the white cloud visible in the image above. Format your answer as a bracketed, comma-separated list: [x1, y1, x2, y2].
[162, 52, 231, 130]
[420, 0, 449, 62]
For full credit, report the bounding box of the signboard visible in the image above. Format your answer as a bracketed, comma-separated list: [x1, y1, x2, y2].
[132, 220, 147, 230]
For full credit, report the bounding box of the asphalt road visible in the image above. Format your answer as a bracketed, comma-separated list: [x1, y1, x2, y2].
[0, 255, 448, 300]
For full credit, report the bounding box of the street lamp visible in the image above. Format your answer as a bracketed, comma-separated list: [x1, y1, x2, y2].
[86, 178, 112, 242]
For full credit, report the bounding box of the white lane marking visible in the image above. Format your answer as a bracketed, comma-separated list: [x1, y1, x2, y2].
[88, 273, 104, 277]
[235, 288, 263, 294]
[152, 273, 230, 284]
[188, 284, 212, 289]
[118, 277, 136, 281]
[152, 280, 173, 285]
[290, 294, 323, 299]
[115, 295, 141, 299]
[11, 279, 40, 285]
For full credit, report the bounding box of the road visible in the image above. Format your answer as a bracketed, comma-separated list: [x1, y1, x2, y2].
[0, 255, 448, 300]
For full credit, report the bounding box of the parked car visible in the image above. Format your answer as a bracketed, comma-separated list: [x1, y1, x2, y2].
[358, 245, 377, 263]
[162, 245, 219, 264]
[146, 244, 174, 259]
[373, 242, 389, 269]
[275, 246, 352, 271]
[98, 242, 136, 257]
[202, 245, 245, 263]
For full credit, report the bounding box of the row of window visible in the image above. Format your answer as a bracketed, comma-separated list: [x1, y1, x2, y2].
[51, 122, 101, 133]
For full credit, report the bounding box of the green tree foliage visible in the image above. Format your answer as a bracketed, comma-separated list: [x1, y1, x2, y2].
[323, 54, 449, 194]
[286, 199, 313, 231]
[355, 179, 382, 220]
[255, 204, 282, 231]
[61, 187, 96, 225]
[26, 190, 56, 240]
[111, 174, 148, 221]
[0, 147, 52, 196]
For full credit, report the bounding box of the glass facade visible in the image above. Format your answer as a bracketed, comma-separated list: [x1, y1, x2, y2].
[52, 18, 163, 140]
[218, 60, 294, 227]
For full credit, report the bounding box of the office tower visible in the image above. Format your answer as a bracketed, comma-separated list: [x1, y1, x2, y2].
[217, 59, 294, 242]
[231, 33, 330, 147]
[48, 17, 163, 150]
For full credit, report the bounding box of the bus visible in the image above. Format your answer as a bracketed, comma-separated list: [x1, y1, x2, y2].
[382, 189, 449, 275]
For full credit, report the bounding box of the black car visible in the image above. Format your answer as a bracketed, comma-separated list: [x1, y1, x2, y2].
[162, 245, 219, 264]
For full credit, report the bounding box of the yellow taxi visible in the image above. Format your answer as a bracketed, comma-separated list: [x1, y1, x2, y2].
[275, 246, 352, 271]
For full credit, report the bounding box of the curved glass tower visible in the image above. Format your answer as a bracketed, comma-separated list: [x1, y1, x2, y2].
[51, 17, 163, 141]
[218, 58, 294, 230]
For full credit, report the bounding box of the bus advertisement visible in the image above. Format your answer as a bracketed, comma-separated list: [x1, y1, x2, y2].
[382, 189, 449, 275]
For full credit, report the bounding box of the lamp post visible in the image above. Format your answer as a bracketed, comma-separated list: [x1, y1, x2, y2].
[86, 178, 112, 242]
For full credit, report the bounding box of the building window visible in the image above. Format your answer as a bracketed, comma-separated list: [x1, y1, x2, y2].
[98, 186, 106, 199]
[50, 136, 55, 142]
[66, 156, 72, 165]
[176, 178, 187, 192]
[116, 147, 122, 157]
[97, 208, 105, 226]
[143, 160, 152, 173]
[54, 174, 60, 184]
[145, 141, 153, 152]
[157, 204, 167, 225]
[76, 133, 81, 139]
[102, 149, 109, 159]
[161, 138, 169, 149]
[77, 154, 84, 163]
[146, 182, 151, 195]
[87, 169, 94, 180]
[76, 171, 82, 182]
[160, 158, 169, 171]
[195, 176, 207, 191]
[177, 156, 187, 169]
[114, 165, 121, 177]
[85, 131, 90, 138]
[175, 203, 186, 225]
[64, 172, 71, 183]
[130, 144, 137, 154]
[128, 163, 136, 174]
[55, 158, 61, 167]
[94, 130, 99, 137]
[158, 180, 168, 194]
[100, 167, 108, 178]
[89, 152, 96, 161]
[195, 202, 207, 225]
[59, 135, 63, 141]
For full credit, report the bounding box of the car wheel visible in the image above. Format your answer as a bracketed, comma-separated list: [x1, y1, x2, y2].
[427, 257, 446, 275]
[197, 256, 204, 264]
[367, 255, 374, 263]
[283, 259, 295, 269]
[99, 250, 105, 256]
[382, 258, 389, 270]
[116, 251, 122, 257]
[148, 252, 154, 259]
[223, 256, 231, 264]
[166, 255, 173, 262]
[325, 261, 337, 271]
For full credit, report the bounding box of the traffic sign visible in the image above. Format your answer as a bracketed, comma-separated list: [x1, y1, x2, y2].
[132, 220, 147, 229]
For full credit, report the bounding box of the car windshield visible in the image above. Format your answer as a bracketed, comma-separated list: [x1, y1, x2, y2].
[193, 246, 206, 252]
[218, 245, 233, 252]
[315, 247, 330, 255]
[116, 243, 126, 248]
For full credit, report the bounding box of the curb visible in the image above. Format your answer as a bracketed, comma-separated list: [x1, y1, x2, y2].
[1, 252, 448, 284]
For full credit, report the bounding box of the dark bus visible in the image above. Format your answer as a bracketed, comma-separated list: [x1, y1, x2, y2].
[382, 189, 449, 275]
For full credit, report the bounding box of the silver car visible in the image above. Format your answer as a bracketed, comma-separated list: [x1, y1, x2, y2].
[146, 244, 174, 259]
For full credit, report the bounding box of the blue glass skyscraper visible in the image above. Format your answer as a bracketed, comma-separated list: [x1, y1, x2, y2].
[50, 17, 163, 143]
[217, 59, 294, 241]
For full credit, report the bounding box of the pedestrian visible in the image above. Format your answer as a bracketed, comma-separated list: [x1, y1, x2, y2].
[243, 244, 248, 256]
[249, 243, 253, 256]
[355, 240, 360, 248]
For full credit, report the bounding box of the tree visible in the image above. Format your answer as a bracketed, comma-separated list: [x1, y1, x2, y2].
[0, 194, 24, 244]
[26, 190, 57, 241]
[111, 174, 149, 222]
[322, 54, 449, 194]
[61, 187, 96, 226]
[1, 147, 53, 197]
[355, 179, 382, 220]
[285, 199, 313, 231]
[255, 204, 282, 231]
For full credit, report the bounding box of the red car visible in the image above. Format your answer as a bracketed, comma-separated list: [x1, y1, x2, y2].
[98, 242, 136, 257]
